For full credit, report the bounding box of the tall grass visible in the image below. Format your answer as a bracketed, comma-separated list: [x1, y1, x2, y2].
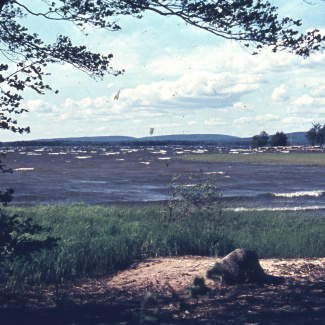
[1, 204, 325, 289]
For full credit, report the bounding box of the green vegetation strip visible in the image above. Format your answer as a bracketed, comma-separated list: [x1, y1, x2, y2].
[179, 152, 325, 166]
[1, 203, 325, 289]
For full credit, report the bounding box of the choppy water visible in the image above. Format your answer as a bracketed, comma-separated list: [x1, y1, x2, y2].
[1, 145, 325, 213]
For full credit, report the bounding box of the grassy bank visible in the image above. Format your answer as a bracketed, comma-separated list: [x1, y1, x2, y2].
[179, 152, 325, 166]
[1, 203, 325, 289]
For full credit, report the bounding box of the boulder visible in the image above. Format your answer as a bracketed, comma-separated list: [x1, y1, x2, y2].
[207, 248, 285, 285]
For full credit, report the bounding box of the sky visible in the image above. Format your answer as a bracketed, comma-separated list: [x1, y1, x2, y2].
[3, 0, 325, 141]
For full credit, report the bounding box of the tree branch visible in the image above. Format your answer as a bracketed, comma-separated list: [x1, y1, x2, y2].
[0, 0, 10, 13]
[13, 0, 59, 19]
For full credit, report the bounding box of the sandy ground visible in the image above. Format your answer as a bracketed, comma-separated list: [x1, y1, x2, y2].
[2, 256, 325, 324]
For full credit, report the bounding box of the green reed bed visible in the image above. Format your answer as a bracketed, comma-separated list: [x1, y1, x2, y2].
[1, 204, 325, 288]
[179, 152, 325, 166]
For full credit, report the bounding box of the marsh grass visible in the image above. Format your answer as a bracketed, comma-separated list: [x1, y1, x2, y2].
[179, 152, 325, 166]
[1, 204, 325, 289]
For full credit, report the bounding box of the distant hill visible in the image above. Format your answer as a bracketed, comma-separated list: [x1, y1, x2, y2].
[138, 134, 243, 142]
[28, 134, 250, 145]
[30, 134, 244, 143]
[2, 132, 310, 146]
[41, 132, 308, 145]
[37, 135, 137, 142]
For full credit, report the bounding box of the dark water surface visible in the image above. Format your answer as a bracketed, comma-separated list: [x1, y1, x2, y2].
[1, 145, 325, 212]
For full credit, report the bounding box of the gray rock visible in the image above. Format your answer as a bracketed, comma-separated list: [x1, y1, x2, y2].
[207, 248, 285, 285]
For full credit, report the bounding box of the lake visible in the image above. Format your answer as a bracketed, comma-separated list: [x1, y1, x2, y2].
[1, 144, 325, 213]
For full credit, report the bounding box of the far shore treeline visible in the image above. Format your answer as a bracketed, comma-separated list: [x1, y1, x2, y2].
[0, 130, 313, 148]
[0, 139, 252, 147]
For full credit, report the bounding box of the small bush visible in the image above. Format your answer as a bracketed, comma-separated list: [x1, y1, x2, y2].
[166, 174, 223, 231]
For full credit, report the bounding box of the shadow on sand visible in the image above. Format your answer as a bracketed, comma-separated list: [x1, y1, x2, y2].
[2, 279, 325, 324]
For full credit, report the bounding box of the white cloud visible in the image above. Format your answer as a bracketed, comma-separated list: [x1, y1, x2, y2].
[59, 113, 70, 120]
[115, 71, 263, 112]
[53, 70, 261, 121]
[232, 102, 254, 112]
[281, 116, 316, 125]
[154, 123, 183, 128]
[256, 114, 280, 121]
[135, 111, 164, 117]
[288, 92, 325, 114]
[271, 84, 289, 102]
[233, 102, 244, 108]
[188, 121, 197, 126]
[94, 126, 109, 132]
[94, 96, 111, 108]
[204, 118, 226, 126]
[26, 99, 54, 114]
[234, 117, 254, 124]
[310, 84, 325, 97]
[296, 94, 315, 106]
[145, 41, 321, 78]
[234, 114, 279, 124]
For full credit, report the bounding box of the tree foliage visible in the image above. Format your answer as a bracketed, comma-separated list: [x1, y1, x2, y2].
[0, 188, 59, 267]
[0, 0, 324, 133]
[0, 208, 59, 265]
[269, 131, 288, 147]
[251, 130, 269, 148]
[305, 123, 325, 146]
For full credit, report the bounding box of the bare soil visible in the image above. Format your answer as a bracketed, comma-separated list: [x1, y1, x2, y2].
[2, 256, 325, 324]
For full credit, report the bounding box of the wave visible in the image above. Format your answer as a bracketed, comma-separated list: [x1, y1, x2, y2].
[268, 190, 325, 198]
[75, 156, 92, 159]
[226, 205, 325, 212]
[14, 168, 34, 171]
[27, 152, 42, 156]
[100, 152, 120, 155]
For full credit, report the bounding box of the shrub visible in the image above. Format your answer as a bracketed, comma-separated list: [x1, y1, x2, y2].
[166, 173, 223, 232]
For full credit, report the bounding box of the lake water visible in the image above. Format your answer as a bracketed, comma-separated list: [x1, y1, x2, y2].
[1, 144, 325, 213]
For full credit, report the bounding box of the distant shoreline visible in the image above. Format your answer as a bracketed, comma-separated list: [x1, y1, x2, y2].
[0, 131, 310, 147]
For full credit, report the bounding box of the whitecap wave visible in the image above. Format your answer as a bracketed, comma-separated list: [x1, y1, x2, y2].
[14, 168, 34, 171]
[27, 152, 42, 156]
[100, 152, 120, 155]
[152, 150, 167, 154]
[272, 190, 324, 198]
[226, 206, 325, 212]
[192, 149, 207, 154]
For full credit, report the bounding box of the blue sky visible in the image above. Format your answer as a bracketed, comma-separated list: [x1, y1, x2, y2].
[3, 0, 325, 141]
